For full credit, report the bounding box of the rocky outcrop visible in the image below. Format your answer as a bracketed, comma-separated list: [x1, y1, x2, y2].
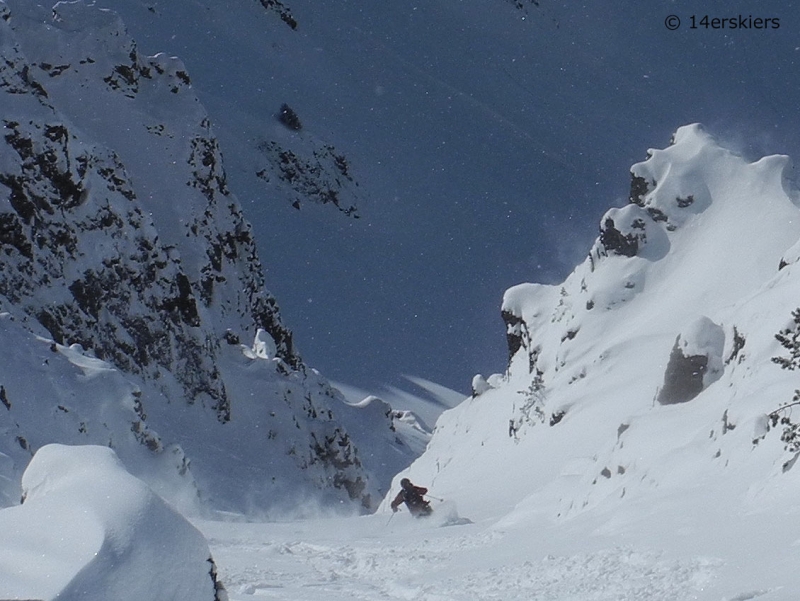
[657, 317, 725, 405]
[501, 309, 528, 364]
[0, 115, 233, 418]
[504, 0, 541, 14]
[657, 338, 709, 405]
[596, 204, 669, 261]
[628, 173, 654, 206]
[599, 217, 640, 257]
[256, 0, 298, 30]
[255, 138, 360, 217]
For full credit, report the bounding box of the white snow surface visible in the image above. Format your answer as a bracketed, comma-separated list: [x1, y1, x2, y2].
[195, 511, 745, 601]
[0, 444, 221, 601]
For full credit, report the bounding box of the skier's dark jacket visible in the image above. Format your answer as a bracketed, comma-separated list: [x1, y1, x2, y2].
[390, 478, 432, 516]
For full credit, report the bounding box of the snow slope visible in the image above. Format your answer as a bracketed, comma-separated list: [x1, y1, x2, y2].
[380, 125, 800, 596]
[0, 304, 198, 511]
[0, 444, 225, 601]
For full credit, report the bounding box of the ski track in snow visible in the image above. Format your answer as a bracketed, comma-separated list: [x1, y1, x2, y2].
[200, 517, 720, 601]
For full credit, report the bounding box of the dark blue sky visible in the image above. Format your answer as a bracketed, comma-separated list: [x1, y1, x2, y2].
[112, 0, 799, 395]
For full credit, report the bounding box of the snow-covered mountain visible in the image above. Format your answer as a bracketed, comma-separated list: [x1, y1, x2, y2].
[400, 125, 800, 518]
[0, 0, 418, 515]
[383, 124, 800, 593]
[6, 0, 800, 597]
[164, 124, 800, 601]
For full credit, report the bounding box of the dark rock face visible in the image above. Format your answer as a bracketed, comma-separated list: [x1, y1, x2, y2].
[255, 140, 360, 217]
[257, 0, 298, 30]
[599, 217, 639, 257]
[628, 173, 653, 206]
[501, 308, 541, 374]
[504, 0, 541, 14]
[0, 116, 232, 420]
[657, 317, 724, 405]
[278, 103, 302, 131]
[657, 336, 708, 405]
[502, 309, 527, 364]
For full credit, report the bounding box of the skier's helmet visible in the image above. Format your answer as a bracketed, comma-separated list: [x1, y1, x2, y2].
[400, 478, 411, 488]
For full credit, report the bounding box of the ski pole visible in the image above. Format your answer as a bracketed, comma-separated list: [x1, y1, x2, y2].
[386, 511, 396, 526]
[427, 494, 444, 502]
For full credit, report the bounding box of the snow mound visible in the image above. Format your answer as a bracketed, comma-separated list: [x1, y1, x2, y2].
[0, 444, 226, 601]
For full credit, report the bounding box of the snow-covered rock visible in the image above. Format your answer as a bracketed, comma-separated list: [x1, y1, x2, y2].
[0, 444, 226, 601]
[250, 328, 278, 360]
[0, 306, 200, 511]
[471, 374, 492, 396]
[336, 395, 431, 480]
[0, 0, 404, 515]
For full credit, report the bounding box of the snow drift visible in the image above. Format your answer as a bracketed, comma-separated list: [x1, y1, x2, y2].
[0, 444, 226, 601]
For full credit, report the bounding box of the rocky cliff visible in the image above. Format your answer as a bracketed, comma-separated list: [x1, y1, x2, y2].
[0, 0, 411, 515]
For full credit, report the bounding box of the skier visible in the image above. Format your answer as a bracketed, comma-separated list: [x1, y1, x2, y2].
[390, 478, 433, 517]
